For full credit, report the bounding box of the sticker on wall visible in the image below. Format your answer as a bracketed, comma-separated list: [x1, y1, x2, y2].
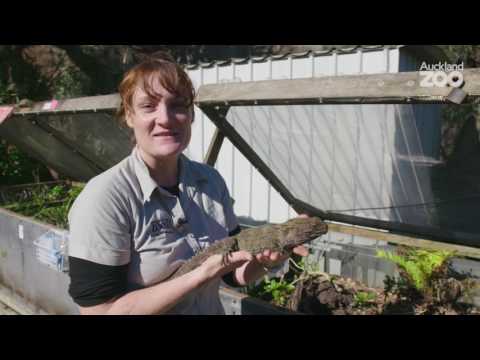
[33, 229, 69, 272]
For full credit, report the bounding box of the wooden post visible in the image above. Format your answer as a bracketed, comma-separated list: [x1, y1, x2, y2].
[204, 127, 225, 166]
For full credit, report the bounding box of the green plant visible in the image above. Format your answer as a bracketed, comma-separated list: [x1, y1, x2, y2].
[289, 256, 323, 276]
[35, 184, 83, 228]
[46, 185, 66, 200]
[0, 80, 18, 104]
[0, 140, 52, 186]
[377, 249, 454, 295]
[247, 255, 329, 308]
[51, 66, 88, 99]
[353, 291, 376, 307]
[261, 277, 296, 307]
[247, 275, 297, 307]
[3, 183, 84, 228]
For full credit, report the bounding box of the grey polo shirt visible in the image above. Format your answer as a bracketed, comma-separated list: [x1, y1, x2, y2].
[68, 147, 239, 314]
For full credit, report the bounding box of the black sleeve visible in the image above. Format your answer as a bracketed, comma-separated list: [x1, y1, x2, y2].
[222, 226, 243, 288]
[68, 256, 129, 307]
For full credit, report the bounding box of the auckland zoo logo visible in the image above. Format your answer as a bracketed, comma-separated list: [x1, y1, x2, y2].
[419, 61, 464, 88]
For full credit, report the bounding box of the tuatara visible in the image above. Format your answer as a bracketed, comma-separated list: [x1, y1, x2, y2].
[172, 217, 328, 279]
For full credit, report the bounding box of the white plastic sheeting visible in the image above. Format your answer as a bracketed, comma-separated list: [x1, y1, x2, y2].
[185, 48, 443, 227]
[226, 103, 442, 228]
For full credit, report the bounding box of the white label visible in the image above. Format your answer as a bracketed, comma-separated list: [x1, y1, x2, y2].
[18, 224, 24, 239]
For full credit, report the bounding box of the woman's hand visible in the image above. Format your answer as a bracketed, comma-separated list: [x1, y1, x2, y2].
[199, 213, 312, 285]
[254, 245, 309, 269]
[255, 213, 311, 269]
[198, 250, 254, 283]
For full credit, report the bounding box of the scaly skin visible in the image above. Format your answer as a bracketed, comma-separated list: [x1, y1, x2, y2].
[172, 217, 328, 278]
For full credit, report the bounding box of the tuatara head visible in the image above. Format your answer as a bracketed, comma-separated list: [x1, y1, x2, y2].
[280, 217, 328, 251]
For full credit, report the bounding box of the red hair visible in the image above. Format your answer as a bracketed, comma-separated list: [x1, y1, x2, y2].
[117, 52, 195, 124]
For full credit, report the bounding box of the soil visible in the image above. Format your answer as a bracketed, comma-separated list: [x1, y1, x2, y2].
[282, 273, 480, 315]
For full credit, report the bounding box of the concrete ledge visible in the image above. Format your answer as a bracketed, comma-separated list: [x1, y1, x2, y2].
[0, 283, 50, 315]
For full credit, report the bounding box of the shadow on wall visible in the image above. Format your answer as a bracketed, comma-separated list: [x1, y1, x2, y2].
[391, 104, 443, 227]
[431, 115, 480, 235]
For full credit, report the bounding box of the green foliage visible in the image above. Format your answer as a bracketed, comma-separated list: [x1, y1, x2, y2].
[32, 184, 83, 228]
[0, 139, 53, 186]
[3, 183, 84, 228]
[0, 79, 18, 104]
[290, 256, 322, 276]
[46, 185, 65, 201]
[0, 47, 86, 186]
[247, 275, 296, 307]
[247, 256, 325, 307]
[436, 45, 480, 161]
[353, 291, 376, 307]
[377, 247, 455, 294]
[0, 79, 53, 186]
[439, 45, 478, 63]
[50, 67, 89, 99]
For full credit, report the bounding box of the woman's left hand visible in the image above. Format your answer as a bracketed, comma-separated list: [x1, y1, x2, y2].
[254, 213, 311, 269]
[254, 245, 309, 269]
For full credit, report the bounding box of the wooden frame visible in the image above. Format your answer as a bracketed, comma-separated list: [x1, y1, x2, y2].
[196, 68, 480, 106]
[198, 69, 480, 249]
[326, 222, 480, 260]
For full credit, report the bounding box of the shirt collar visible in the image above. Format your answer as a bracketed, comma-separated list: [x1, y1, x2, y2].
[132, 147, 207, 203]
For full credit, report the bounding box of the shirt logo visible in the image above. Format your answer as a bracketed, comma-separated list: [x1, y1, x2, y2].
[150, 218, 174, 236]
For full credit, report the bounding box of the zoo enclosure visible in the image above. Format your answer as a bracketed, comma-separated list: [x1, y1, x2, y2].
[2, 51, 480, 312]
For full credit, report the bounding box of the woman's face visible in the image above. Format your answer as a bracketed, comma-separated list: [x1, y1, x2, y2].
[126, 77, 193, 164]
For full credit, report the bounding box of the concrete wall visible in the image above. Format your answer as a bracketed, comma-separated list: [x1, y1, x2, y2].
[1, 208, 479, 313]
[0, 208, 78, 314]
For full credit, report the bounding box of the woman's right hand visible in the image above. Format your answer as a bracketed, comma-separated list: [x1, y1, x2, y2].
[196, 250, 254, 283]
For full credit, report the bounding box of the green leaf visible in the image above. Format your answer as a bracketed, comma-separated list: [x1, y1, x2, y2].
[377, 247, 455, 293]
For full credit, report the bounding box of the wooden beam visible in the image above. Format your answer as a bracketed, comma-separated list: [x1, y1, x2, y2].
[203, 107, 229, 166]
[200, 105, 300, 209]
[9, 94, 120, 116]
[35, 118, 106, 173]
[327, 222, 480, 260]
[204, 127, 225, 166]
[196, 68, 480, 106]
[0, 116, 100, 181]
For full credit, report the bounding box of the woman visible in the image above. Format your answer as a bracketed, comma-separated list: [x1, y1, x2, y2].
[67, 52, 307, 315]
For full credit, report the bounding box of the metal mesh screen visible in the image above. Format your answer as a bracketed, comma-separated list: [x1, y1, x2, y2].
[226, 103, 480, 243]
